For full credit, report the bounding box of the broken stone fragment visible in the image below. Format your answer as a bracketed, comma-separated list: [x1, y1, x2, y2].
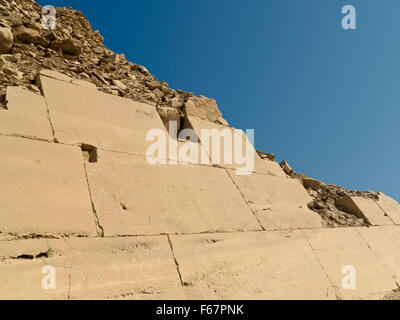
[0, 27, 13, 54]
[156, 106, 181, 132]
[216, 117, 229, 126]
[183, 96, 222, 123]
[279, 160, 293, 175]
[3, 67, 23, 80]
[169, 95, 184, 108]
[302, 178, 322, 191]
[50, 38, 82, 56]
[256, 151, 276, 162]
[146, 80, 162, 90]
[0, 15, 23, 28]
[12, 25, 40, 44]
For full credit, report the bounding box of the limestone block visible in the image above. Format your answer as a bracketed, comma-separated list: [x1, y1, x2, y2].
[0, 237, 184, 300]
[375, 193, 400, 224]
[170, 230, 335, 299]
[0, 135, 97, 237]
[0, 239, 69, 300]
[228, 172, 323, 230]
[0, 27, 13, 54]
[39, 71, 168, 157]
[357, 227, 400, 281]
[304, 228, 398, 299]
[188, 116, 286, 176]
[0, 86, 53, 140]
[184, 96, 222, 123]
[85, 150, 261, 236]
[381, 226, 400, 251]
[336, 197, 393, 226]
[303, 178, 322, 191]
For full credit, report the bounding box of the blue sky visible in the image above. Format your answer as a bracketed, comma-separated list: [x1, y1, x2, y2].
[37, 0, 400, 201]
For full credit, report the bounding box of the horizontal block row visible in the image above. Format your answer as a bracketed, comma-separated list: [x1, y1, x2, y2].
[1, 226, 400, 299]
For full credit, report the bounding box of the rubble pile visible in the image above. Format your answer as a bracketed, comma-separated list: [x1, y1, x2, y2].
[0, 0, 227, 126]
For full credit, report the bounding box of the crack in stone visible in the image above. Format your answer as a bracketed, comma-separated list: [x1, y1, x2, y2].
[83, 162, 104, 237]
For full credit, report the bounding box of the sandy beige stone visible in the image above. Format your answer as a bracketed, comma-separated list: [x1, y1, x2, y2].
[40, 69, 73, 82]
[170, 230, 335, 300]
[357, 227, 400, 281]
[0, 237, 184, 300]
[51, 237, 184, 300]
[303, 228, 398, 299]
[228, 172, 323, 230]
[381, 226, 400, 251]
[0, 135, 97, 237]
[375, 193, 400, 224]
[0, 239, 70, 300]
[187, 116, 286, 176]
[86, 150, 261, 236]
[40, 73, 168, 157]
[184, 96, 222, 123]
[0, 86, 53, 140]
[336, 197, 393, 226]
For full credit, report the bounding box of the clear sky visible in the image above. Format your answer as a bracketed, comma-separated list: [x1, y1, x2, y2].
[37, 0, 400, 201]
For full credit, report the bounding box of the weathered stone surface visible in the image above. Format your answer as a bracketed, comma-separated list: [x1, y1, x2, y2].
[184, 96, 222, 123]
[0, 135, 97, 238]
[86, 151, 260, 236]
[0, 0, 398, 301]
[216, 117, 229, 126]
[304, 228, 398, 299]
[336, 197, 393, 226]
[0, 239, 70, 300]
[0, 27, 13, 54]
[188, 116, 286, 176]
[12, 25, 40, 44]
[0, 86, 53, 140]
[301, 178, 377, 228]
[0, 0, 222, 119]
[227, 172, 323, 230]
[280, 160, 293, 175]
[50, 38, 81, 56]
[40, 72, 168, 156]
[40, 69, 72, 82]
[357, 227, 400, 282]
[0, 237, 184, 300]
[40, 69, 97, 89]
[375, 193, 400, 224]
[303, 178, 322, 191]
[381, 226, 400, 251]
[170, 231, 335, 299]
[112, 79, 127, 91]
[157, 106, 181, 132]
